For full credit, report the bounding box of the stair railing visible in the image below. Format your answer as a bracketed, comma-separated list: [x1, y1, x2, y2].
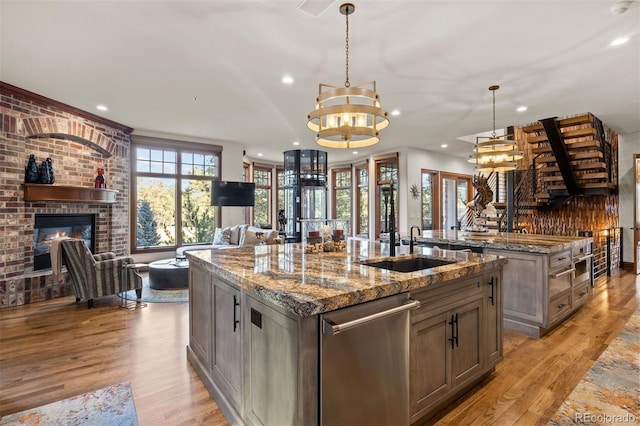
[593, 116, 613, 183]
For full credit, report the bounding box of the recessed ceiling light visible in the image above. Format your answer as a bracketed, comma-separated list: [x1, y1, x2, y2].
[293, 141, 300, 146]
[352, 151, 358, 155]
[391, 109, 401, 116]
[441, 144, 447, 148]
[96, 105, 108, 111]
[257, 153, 263, 157]
[610, 36, 629, 46]
[516, 106, 527, 112]
[282, 75, 294, 85]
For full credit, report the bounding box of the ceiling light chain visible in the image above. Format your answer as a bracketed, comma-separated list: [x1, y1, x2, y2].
[344, 3, 350, 88]
[491, 85, 497, 138]
[307, 2, 389, 149]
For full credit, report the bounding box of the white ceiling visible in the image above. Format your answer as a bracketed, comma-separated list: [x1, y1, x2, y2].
[1, 0, 639, 165]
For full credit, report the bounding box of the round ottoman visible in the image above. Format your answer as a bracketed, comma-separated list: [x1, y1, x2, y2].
[148, 258, 189, 289]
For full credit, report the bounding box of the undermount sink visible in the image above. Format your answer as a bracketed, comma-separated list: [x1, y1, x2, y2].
[361, 256, 456, 273]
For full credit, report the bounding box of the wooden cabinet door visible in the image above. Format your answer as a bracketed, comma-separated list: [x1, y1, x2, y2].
[451, 299, 482, 388]
[189, 264, 212, 367]
[487, 249, 545, 325]
[484, 272, 502, 368]
[245, 296, 299, 426]
[211, 276, 242, 406]
[410, 310, 451, 420]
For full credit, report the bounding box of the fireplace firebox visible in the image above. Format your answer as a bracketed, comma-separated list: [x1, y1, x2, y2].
[33, 214, 96, 270]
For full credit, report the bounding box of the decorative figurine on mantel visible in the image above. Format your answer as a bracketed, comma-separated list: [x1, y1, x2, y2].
[94, 167, 106, 189]
[24, 154, 39, 183]
[38, 157, 55, 184]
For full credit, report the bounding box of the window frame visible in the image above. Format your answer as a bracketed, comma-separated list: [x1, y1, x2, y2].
[440, 171, 472, 231]
[355, 163, 369, 236]
[421, 169, 440, 231]
[252, 164, 272, 227]
[374, 154, 399, 237]
[331, 167, 352, 221]
[130, 136, 222, 254]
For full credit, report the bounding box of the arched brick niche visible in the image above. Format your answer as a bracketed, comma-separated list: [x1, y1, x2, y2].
[0, 82, 134, 308]
[23, 117, 113, 158]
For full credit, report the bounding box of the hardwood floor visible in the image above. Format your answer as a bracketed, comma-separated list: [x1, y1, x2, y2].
[0, 270, 637, 425]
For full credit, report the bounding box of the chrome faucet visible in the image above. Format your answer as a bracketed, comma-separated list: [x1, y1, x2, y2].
[409, 226, 421, 254]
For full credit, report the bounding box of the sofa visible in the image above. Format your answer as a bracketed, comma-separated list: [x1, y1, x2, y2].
[176, 224, 279, 257]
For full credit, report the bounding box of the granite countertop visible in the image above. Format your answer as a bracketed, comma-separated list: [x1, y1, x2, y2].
[413, 230, 592, 254]
[185, 239, 507, 317]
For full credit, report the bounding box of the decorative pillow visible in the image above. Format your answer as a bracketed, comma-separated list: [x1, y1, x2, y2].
[212, 227, 231, 245]
[264, 229, 278, 244]
[242, 229, 264, 247]
[229, 225, 241, 245]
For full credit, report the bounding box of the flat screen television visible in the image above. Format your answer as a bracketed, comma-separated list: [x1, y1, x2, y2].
[211, 181, 255, 206]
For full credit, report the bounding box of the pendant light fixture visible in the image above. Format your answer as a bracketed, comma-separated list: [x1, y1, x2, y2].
[307, 3, 389, 149]
[468, 85, 523, 172]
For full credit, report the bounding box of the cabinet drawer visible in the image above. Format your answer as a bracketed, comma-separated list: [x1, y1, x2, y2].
[549, 292, 571, 324]
[572, 243, 591, 257]
[549, 250, 571, 270]
[572, 281, 590, 308]
[411, 277, 481, 321]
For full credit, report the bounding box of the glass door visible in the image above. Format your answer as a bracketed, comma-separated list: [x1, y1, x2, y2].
[421, 171, 436, 231]
[442, 177, 457, 230]
[441, 174, 471, 231]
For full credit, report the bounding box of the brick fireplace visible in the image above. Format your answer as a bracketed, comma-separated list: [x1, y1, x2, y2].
[0, 82, 134, 308]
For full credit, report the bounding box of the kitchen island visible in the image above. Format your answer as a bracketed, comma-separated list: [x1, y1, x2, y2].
[409, 230, 594, 338]
[186, 239, 507, 425]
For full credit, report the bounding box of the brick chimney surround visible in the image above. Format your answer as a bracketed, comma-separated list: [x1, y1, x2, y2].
[0, 82, 134, 308]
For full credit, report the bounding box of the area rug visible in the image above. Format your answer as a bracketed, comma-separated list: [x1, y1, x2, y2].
[549, 310, 640, 425]
[119, 277, 188, 303]
[0, 381, 138, 425]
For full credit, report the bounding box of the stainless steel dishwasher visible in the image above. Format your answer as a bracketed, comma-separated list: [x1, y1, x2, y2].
[320, 292, 420, 426]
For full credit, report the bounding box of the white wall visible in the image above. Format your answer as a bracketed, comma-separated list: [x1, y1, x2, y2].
[618, 131, 639, 264]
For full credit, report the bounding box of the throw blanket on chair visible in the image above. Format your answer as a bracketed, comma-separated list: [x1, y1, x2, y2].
[50, 236, 72, 282]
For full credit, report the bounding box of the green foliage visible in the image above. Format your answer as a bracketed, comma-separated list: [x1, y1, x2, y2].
[137, 178, 176, 245]
[137, 200, 160, 247]
[254, 188, 269, 225]
[359, 187, 368, 233]
[335, 188, 351, 219]
[182, 180, 215, 243]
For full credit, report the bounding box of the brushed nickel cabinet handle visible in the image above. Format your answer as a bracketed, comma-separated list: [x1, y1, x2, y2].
[550, 267, 575, 279]
[323, 300, 421, 335]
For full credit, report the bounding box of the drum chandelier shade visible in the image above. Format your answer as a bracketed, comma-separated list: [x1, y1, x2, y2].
[307, 3, 389, 149]
[468, 85, 523, 172]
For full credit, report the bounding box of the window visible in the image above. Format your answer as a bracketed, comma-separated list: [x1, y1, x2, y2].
[356, 164, 368, 236]
[375, 156, 398, 237]
[332, 168, 352, 220]
[441, 172, 472, 231]
[421, 170, 438, 231]
[274, 169, 286, 232]
[253, 166, 272, 226]
[276, 168, 285, 219]
[132, 138, 220, 253]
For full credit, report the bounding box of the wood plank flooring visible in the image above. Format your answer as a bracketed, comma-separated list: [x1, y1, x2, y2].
[1, 270, 638, 425]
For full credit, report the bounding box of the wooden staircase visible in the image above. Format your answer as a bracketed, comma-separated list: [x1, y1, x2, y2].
[464, 114, 615, 232]
[522, 113, 615, 202]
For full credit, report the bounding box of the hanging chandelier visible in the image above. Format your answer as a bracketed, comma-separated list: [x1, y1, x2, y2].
[468, 85, 523, 172]
[307, 3, 389, 149]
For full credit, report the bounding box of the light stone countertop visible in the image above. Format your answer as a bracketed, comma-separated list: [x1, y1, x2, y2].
[185, 239, 507, 317]
[413, 230, 592, 254]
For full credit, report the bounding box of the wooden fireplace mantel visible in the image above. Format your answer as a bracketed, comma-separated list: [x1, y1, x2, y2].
[23, 184, 118, 204]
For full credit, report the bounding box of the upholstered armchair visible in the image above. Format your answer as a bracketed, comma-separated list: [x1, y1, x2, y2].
[60, 239, 143, 308]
